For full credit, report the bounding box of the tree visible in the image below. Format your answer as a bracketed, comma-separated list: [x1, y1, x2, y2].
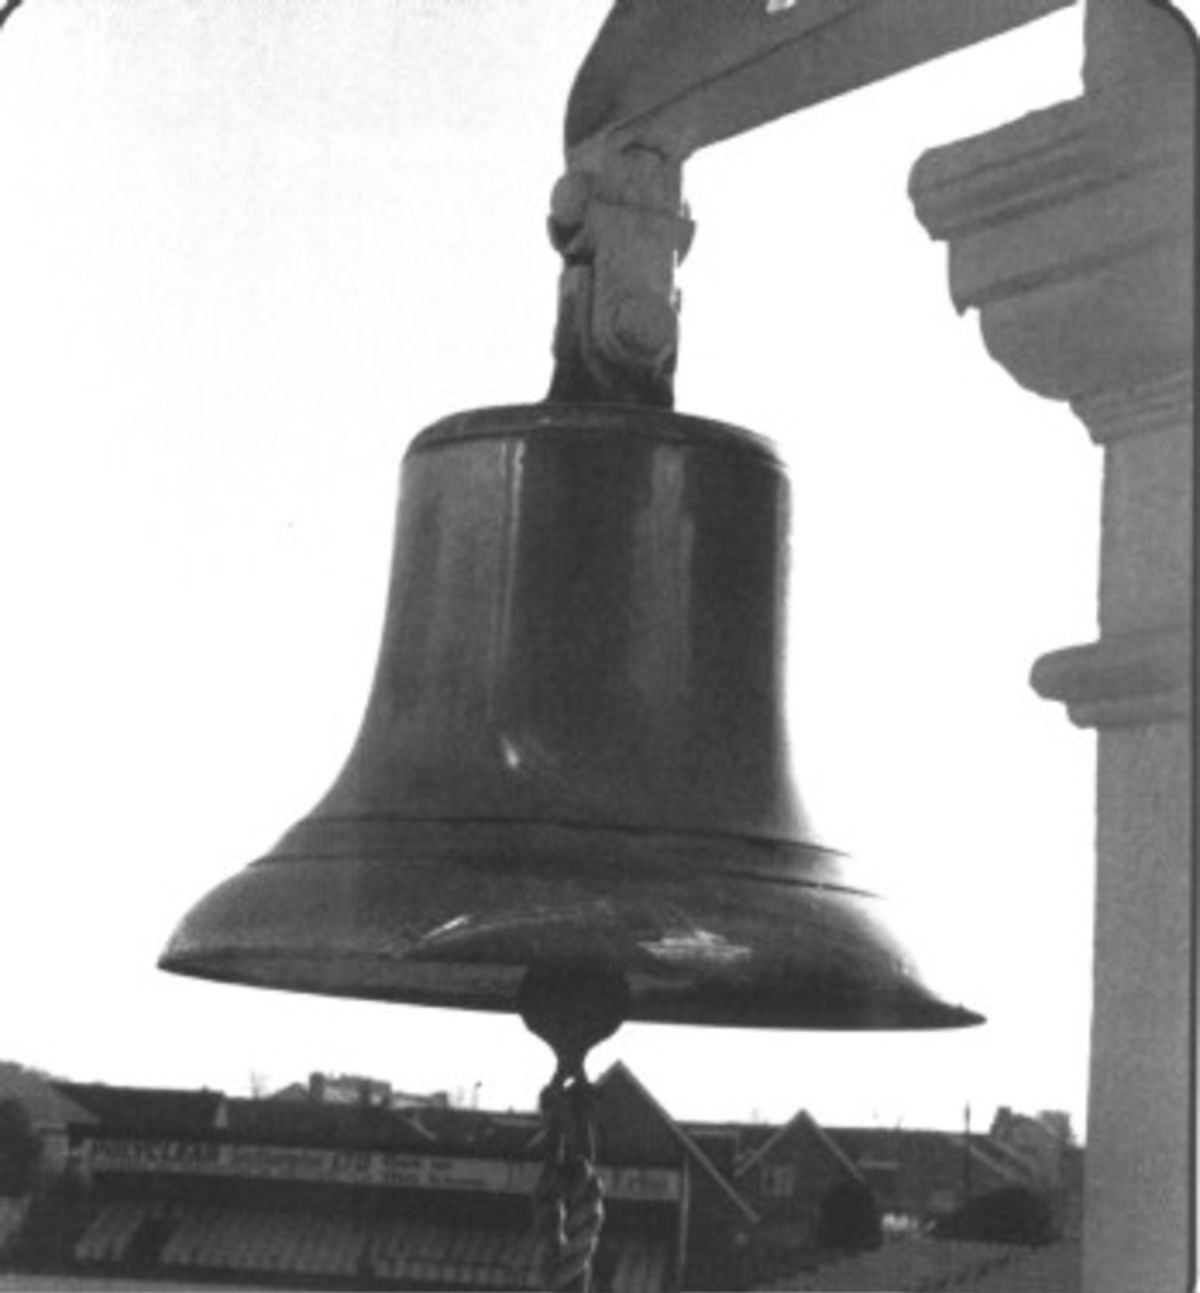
[816, 1180, 882, 1254]
[934, 1186, 1056, 1246]
[0, 1099, 39, 1195]
[1036, 1110, 1076, 1145]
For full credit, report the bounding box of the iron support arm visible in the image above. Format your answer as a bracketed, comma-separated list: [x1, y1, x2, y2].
[547, 0, 1075, 406]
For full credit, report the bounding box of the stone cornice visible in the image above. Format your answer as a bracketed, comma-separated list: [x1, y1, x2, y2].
[911, 98, 1192, 312]
[910, 91, 1193, 248]
[909, 75, 1194, 404]
[911, 100, 1099, 243]
[1030, 624, 1192, 729]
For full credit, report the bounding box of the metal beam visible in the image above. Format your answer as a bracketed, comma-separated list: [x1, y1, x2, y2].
[566, 0, 1076, 159]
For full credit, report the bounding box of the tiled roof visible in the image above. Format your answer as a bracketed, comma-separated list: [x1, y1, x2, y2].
[55, 1082, 223, 1135]
[831, 1127, 1023, 1165]
[53, 1076, 544, 1159]
[821, 1127, 1029, 1213]
[223, 1097, 543, 1158]
[829, 1126, 981, 1164]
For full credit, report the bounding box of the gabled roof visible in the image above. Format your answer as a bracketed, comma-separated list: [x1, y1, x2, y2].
[269, 1082, 309, 1103]
[0, 1063, 95, 1130]
[596, 1062, 759, 1225]
[734, 1108, 864, 1184]
[685, 1119, 775, 1158]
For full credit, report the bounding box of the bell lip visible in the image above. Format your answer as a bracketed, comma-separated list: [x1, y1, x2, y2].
[158, 949, 985, 1032]
[406, 402, 785, 467]
[158, 821, 983, 1034]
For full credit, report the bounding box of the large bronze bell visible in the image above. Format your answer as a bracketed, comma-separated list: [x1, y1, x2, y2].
[161, 403, 979, 1030]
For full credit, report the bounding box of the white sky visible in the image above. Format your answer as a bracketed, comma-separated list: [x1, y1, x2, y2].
[0, 0, 1180, 1136]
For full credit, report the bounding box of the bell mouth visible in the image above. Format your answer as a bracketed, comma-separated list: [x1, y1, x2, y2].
[159, 819, 982, 1032]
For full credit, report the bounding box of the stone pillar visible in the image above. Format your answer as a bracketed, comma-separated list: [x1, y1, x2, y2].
[909, 3, 1193, 1290]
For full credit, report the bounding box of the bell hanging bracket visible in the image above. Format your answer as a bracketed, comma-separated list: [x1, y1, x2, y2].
[546, 138, 692, 409]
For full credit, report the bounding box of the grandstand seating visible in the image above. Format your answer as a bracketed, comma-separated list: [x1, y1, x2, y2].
[74, 1198, 672, 1291]
[74, 1200, 154, 1265]
[609, 1237, 669, 1293]
[366, 1217, 537, 1287]
[0, 1196, 28, 1258]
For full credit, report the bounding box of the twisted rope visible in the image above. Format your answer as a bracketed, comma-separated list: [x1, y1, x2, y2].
[518, 965, 629, 1293]
[532, 1063, 605, 1292]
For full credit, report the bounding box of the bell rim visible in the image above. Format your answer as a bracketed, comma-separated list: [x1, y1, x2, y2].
[159, 951, 983, 1032]
[159, 820, 983, 1032]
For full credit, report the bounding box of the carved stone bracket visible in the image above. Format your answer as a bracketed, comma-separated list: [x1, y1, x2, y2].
[909, 0, 1194, 736]
[909, 88, 1193, 405]
[546, 142, 694, 408]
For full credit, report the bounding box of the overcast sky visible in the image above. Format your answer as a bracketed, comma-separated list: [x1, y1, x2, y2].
[1, 1, 1177, 1135]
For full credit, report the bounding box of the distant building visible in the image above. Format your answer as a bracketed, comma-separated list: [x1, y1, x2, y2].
[989, 1107, 1083, 1239]
[0, 1062, 95, 1176]
[734, 1111, 864, 1239]
[271, 1072, 452, 1110]
[0, 1061, 1081, 1291]
[823, 1126, 1041, 1224]
[30, 1063, 750, 1290]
